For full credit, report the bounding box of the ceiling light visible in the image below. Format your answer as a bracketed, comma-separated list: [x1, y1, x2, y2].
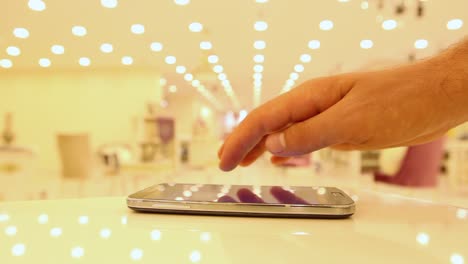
[308, 40, 321, 49]
[165, 56, 176, 64]
[213, 65, 223, 73]
[256, 0, 268, 3]
[338, 0, 349, 2]
[79, 57, 91, 67]
[39, 58, 51, 68]
[150, 42, 163, 52]
[0, 59, 13, 69]
[174, 0, 190, 5]
[200, 41, 212, 50]
[72, 26, 87, 36]
[253, 64, 264, 73]
[13, 28, 29, 39]
[290, 72, 299, 80]
[382, 19, 397, 30]
[101, 0, 118, 8]
[253, 73, 262, 79]
[447, 19, 463, 30]
[254, 21, 268, 31]
[169, 85, 177, 93]
[253, 40, 266, 50]
[319, 20, 334, 31]
[131, 24, 145, 34]
[207, 55, 218, 63]
[286, 79, 295, 87]
[184, 73, 193, 81]
[451, 254, 464, 264]
[414, 39, 428, 49]
[217, 73, 227, 81]
[222, 80, 230, 87]
[159, 78, 167, 86]
[294, 64, 304, 73]
[51, 45, 65, 55]
[121, 56, 133, 65]
[360, 39, 373, 49]
[176, 65, 186, 74]
[253, 54, 264, 63]
[300, 54, 311, 63]
[192, 80, 200, 87]
[189, 22, 203, 32]
[6, 46, 20, 56]
[100, 43, 113, 53]
[28, 0, 46, 11]
[361, 1, 369, 9]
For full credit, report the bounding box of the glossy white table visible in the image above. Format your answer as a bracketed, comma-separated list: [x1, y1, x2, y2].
[1, 190, 467, 264]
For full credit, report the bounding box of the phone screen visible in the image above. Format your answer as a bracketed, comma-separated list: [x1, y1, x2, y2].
[139, 184, 352, 206]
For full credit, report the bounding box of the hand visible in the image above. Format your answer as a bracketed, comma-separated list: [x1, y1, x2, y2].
[218, 53, 468, 171]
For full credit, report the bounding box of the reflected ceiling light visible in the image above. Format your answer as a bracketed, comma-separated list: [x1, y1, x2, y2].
[300, 54, 311, 63]
[183, 190, 192, 197]
[416, 232, 429, 245]
[319, 20, 334, 31]
[254, 21, 268, 31]
[174, 0, 190, 5]
[290, 72, 299, 80]
[382, 19, 397, 30]
[447, 19, 463, 30]
[121, 215, 127, 225]
[451, 253, 464, 264]
[0, 213, 10, 221]
[200, 232, 211, 242]
[50, 227, 62, 237]
[101, 0, 118, 8]
[150, 42, 163, 52]
[308, 40, 321, 49]
[11, 243, 26, 256]
[207, 55, 219, 63]
[213, 65, 223, 73]
[28, 0, 46, 11]
[37, 214, 49, 224]
[6, 46, 20, 57]
[159, 78, 167, 86]
[5, 225, 17, 236]
[361, 1, 369, 9]
[169, 85, 177, 93]
[176, 65, 186, 74]
[184, 73, 194, 81]
[79, 57, 91, 67]
[175, 197, 184, 201]
[100, 43, 113, 53]
[189, 22, 203, 32]
[191, 80, 200, 87]
[414, 39, 428, 49]
[253, 72, 262, 79]
[51, 45, 65, 55]
[130, 248, 144, 261]
[253, 40, 266, 50]
[0, 59, 13, 69]
[39, 58, 51, 68]
[317, 187, 326, 195]
[253, 64, 264, 73]
[78, 216, 89, 224]
[71, 246, 84, 259]
[131, 24, 145, 34]
[218, 73, 227, 81]
[100, 228, 112, 239]
[190, 250, 202, 263]
[200, 41, 212, 50]
[151, 229, 161, 240]
[13, 28, 29, 39]
[72, 26, 87, 36]
[165, 56, 176, 64]
[294, 64, 304, 72]
[456, 208, 467, 219]
[253, 54, 264, 63]
[121, 56, 133, 65]
[360, 39, 373, 49]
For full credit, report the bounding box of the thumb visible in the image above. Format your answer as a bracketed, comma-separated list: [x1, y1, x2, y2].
[265, 102, 349, 156]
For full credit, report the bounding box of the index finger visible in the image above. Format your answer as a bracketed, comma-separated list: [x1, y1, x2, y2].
[218, 76, 350, 171]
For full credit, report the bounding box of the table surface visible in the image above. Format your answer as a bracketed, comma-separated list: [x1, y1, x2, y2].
[1, 189, 467, 264]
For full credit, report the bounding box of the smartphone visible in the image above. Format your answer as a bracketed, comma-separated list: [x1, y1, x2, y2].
[127, 183, 355, 218]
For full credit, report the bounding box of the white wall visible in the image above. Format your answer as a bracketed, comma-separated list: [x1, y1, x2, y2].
[0, 70, 162, 173]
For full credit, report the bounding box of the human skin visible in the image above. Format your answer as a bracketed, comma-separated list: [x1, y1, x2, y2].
[218, 38, 468, 172]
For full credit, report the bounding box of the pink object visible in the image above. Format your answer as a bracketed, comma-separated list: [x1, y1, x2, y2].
[374, 138, 445, 187]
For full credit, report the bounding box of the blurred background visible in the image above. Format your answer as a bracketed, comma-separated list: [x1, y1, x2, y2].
[1, 0, 468, 206]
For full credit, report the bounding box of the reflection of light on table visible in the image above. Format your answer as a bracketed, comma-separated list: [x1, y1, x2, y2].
[71, 246, 84, 259]
[11, 243, 25, 256]
[100, 228, 112, 239]
[416, 232, 430, 246]
[5, 225, 17, 236]
[50, 227, 62, 237]
[130, 248, 143, 261]
[151, 229, 162, 241]
[37, 213, 48, 224]
[451, 253, 464, 264]
[190, 250, 202, 263]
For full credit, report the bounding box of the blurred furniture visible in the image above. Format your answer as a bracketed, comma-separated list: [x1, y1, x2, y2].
[97, 143, 133, 195]
[446, 140, 468, 189]
[374, 138, 445, 187]
[0, 145, 36, 200]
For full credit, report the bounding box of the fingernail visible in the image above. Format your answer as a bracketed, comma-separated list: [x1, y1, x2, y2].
[266, 133, 286, 154]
